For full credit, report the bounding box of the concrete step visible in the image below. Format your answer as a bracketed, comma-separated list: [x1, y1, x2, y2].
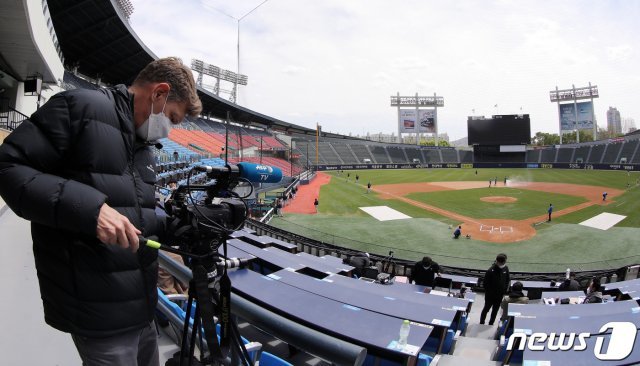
[463, 323, 497, 339]
[452, 336, 499, 359]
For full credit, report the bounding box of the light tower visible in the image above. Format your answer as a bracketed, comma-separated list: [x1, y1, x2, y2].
[191, 59, 248, 103]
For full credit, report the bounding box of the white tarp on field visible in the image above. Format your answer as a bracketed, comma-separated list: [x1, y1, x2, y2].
[359, 206, 411, 221]
[579, 212, 626, 230]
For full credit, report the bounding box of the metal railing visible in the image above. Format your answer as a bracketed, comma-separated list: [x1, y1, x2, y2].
[0, 108, 29, 131]
[245, 218, 629, 286]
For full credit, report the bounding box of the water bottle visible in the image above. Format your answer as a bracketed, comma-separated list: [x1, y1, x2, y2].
[398, 320, 410, 349]
[566, 268, 571, 280]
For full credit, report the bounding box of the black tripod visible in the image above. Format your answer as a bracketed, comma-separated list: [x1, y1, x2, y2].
[145, 237, 254, 366]
[371, 251, 397, 284]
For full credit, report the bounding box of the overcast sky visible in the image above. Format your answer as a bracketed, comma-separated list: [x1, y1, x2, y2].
[129, 0, 639, 140]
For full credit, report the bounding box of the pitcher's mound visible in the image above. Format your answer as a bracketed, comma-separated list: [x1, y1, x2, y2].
[481, 196, 517, 203]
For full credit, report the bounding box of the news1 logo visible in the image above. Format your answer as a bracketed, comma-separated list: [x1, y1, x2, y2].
[503, 322, 637, 360]
[255, 165, 274, 173]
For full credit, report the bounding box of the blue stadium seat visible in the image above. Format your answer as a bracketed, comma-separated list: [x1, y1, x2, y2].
[418, 353, 433, 366]
[422, 329, 455, 354]
[156, 289, 262, 363]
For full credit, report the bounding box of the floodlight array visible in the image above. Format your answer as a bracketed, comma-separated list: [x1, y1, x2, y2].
[115, 0, 134, 20]
[549, 85, 598, 102]
[191, 59, 248, 86]
[390, 95, 444, 107]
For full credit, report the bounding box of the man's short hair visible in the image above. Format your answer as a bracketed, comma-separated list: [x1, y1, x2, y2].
[133, 57, 202, 118]
[496, 253, 507, 264]
[422, 256, 432, 265]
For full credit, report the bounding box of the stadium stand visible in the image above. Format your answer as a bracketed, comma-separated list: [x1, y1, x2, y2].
[526, 149, 540, 163]
[62, 70, 100, 90]
[404, 147, 423, 163]
[387, 146, 407, 163]
[423, 149, 441, 163]
[296, 144, 324, 166]
[259, 135, 286, 149]
[332, 143, 359, 163]
[620, 140, 639, 163]
[602, 142, 623, 163]
[572, 145, 591, 163]
[440, 149, 459, 163]
[350, 143, 375, 163]
[194, 119, 215, 131]
[370, 145, 391, 163]
[553, 147, 570, 163]
[587, 144, 605, 163]
[168, 129, 226, 157]
[231, 157, 303, 176]
[318, 142, 343, 164]
[159, 137, 202, 160]
[459, 150, 473, 163]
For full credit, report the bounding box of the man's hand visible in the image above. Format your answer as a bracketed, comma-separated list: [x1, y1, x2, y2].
[96, 203, 141, 251]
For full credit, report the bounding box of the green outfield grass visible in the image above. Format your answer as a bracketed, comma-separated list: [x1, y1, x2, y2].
[269, 168, 640, 272]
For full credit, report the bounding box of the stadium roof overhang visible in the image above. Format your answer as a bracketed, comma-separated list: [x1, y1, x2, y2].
[0, 0, 61, 84]
[46, 0, 323, 136]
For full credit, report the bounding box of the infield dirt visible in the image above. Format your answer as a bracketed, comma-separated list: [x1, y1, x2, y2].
[373, 181, 623, 243]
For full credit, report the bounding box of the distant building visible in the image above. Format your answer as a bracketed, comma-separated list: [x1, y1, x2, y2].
[607, 107, 622, 136]
[622, 117, 636, 134]
[357, 133, 397, 143]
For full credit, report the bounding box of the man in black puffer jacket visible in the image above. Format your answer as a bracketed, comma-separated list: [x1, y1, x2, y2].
[480, 253, 510, 325]
[0, 57, 201, 365]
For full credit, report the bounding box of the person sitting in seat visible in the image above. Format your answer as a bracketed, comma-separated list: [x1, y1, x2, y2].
[158, 252, 189, 295]
[500, 281, 529, 320]
[558, 271, 581, 291]
[453, 225, 462, 239]
[409, 257, 441, 287]
[584, 277, 603, 304]
[345, 252, 370, 278]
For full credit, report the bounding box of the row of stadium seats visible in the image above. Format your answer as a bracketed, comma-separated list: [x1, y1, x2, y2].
[292, 135, 640, 165]
[156, 289, 292, 366]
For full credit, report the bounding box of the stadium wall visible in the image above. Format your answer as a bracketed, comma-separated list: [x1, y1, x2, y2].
[314, 162, 640, 171]
[246, 219, 624, 281]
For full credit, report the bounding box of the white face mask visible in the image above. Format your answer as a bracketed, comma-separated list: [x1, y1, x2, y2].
[498, 263, 506, 269]
[137, 95, 171, 141]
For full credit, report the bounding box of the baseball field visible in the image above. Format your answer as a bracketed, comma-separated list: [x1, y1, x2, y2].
[269, 168, 640, 272]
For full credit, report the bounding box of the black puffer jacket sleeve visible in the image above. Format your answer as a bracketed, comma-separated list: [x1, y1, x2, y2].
[0, 93, 107, 236]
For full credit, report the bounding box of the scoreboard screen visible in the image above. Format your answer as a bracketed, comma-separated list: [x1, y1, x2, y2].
[467, 114, 531, 145]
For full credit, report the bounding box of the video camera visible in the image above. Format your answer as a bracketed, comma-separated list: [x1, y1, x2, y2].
[164, 162, 282, 252]
[157, 162, 282, 366]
